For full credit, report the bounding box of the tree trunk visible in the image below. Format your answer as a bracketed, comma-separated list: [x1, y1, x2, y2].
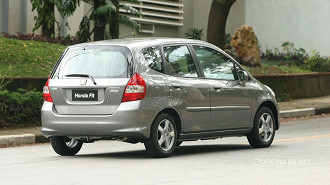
[93, 0, 107, 41]
[207, 0, 236, 49]
[41, 1, 55, 37]
[94, 25, 106, 41]
[110, 0, 120, 39]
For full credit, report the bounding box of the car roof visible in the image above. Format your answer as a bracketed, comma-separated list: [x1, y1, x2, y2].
[69, 37, 213, 49]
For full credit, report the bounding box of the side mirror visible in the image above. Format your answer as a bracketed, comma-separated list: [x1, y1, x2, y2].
[238, 70, 248, 86]
[238, 70, 248, 81]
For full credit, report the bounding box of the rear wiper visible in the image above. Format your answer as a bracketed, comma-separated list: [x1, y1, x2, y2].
[65, 74, 97, 85]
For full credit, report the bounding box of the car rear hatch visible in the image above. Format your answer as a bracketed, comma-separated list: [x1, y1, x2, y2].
[48, 45, 133, 115]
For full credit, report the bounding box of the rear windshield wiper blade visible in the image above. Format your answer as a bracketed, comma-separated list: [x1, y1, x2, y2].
[65, 74, 97, 85]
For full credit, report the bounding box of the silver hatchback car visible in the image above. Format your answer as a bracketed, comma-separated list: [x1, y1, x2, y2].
[41, 38, 279, 157]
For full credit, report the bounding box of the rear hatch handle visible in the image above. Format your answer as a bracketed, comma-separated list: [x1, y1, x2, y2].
[65, 74, 97, 85]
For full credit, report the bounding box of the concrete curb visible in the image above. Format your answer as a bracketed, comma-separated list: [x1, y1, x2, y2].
[1, 107, 330, 147]
[279, 107, 330, 118]
[0, 134, 50, 147]
[280, 108, 315, 118]
[0, 134, 35, 147]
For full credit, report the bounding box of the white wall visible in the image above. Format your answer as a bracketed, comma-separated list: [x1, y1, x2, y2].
[191, 0, 212, 40]
[54, 2, 88, 37]
[226, 0, 246, 35]
[0, 2, 2, 32]
[3, 0, 328, 57]
[8, 1, 20, 34]
[245, 0, 330, 56]
[177, 0, 246, 41]
[26, 1, 40, 34]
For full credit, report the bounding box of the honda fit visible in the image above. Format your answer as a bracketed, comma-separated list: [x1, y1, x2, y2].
[41, 38, 279, 157]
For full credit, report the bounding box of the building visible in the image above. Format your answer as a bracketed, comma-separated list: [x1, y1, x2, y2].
[0, 0, 329, 55]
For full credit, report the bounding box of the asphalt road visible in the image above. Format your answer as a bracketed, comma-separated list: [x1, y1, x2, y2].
[1, 116, 330, 185]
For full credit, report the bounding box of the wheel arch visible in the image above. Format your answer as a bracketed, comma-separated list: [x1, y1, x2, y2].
[153, 108, 183, 137]
[257, 101, 279, 130]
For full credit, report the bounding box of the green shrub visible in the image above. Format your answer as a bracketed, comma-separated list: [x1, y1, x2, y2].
[185, 28, 204, 40]
[262, 41, 308, 65]
[225, 33, 231, 45]
[0, 89, 43, 128]
[305, 51, 330, 72]
[276, 93, 291, 102]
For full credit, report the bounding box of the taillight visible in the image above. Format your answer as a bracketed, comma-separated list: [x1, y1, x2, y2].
[43, 77, 53, 102]
[122, 73, 146, 102]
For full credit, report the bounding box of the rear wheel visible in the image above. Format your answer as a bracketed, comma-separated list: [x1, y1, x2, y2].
[50, 136, 83, 156]
[247, 107, 275, 148]
[144, 113, 177, 158]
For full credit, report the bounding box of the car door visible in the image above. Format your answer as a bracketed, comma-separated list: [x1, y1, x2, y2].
[192, 45, 252, 130]
[162, 44, 210, 133]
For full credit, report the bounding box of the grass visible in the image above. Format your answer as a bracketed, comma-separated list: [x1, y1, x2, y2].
[0, 37, 66, 77]
[0, 37, 315, 77]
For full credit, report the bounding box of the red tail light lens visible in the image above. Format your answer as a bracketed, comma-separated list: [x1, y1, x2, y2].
[122, 73, 146, 102]
[43, 77, 53, 102]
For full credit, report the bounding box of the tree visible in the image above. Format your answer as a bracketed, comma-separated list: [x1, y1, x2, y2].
[31, 0, 70, 37]
[60, 0, 141, 42]
[110, 0, 120, 39]
[31, 0, 56, 37]
[207, 0, 236, 49]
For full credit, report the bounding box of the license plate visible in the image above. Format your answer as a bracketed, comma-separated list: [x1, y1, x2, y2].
[72, 90, 98, 101]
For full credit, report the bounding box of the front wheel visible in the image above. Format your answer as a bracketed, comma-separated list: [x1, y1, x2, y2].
[144, 113, 177, 158]
[247, 107, 275, 148]
[50, 136, 83, 156]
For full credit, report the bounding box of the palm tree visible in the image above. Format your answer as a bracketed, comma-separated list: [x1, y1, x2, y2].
[59, 0, 141, 41]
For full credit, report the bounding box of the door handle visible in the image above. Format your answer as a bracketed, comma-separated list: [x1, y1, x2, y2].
[212, 84, 222, 90]
[171, 83, 182, 89]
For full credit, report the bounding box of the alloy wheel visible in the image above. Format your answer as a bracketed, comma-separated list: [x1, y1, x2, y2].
[65, 137, 80, 148]
[258, 113, 274, 142]
[157, 119, 175, 151]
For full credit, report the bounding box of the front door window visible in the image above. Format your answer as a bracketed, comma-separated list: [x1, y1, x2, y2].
[193, 45, 238, 80]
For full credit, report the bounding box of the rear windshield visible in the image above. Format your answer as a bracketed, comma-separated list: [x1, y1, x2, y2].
[57, 47, 129, 78]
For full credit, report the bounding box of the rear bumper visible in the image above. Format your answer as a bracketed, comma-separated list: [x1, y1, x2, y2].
[41, 101, 151, 139]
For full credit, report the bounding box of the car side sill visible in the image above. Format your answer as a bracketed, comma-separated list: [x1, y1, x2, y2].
[178, 128, 249, 141]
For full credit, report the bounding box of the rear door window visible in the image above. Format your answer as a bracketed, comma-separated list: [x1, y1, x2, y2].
[58, 48, 129, 78]
[143, 46, 164, 73]
[163, 45, 198, 77]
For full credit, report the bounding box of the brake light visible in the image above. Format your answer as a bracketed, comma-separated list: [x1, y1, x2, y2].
[43, 77, 53, 102]
[122, 73, 146, 102]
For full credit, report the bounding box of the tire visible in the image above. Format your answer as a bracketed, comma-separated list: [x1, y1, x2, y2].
[247, 107, 275, 148]
[144, 113, 178, 158]
[50, 136, 83, 156]
[176, 141, 183, 147]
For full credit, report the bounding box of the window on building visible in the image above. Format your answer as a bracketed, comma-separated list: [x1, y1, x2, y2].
[120, 0, 184, 31]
